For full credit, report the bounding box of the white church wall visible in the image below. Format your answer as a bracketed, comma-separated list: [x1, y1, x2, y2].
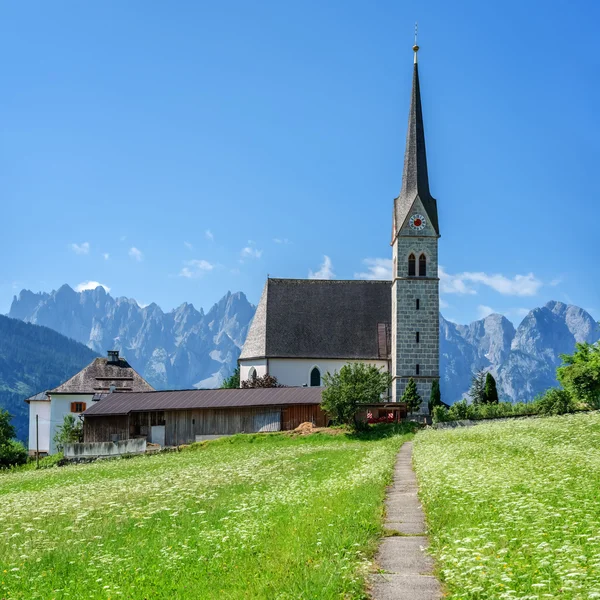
[267, 358, 389, 388]
[239, 359, 268, 384]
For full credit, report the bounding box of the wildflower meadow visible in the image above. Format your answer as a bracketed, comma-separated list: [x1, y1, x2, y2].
[0, 428, 412, 599]
[414, 412, 600, 599]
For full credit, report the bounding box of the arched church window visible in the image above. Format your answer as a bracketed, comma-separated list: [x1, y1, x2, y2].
[408, 254, 416, 277]
[419, 253, 427, 277]
[310, 367, 321, 387]
[249, 367, 257, 382]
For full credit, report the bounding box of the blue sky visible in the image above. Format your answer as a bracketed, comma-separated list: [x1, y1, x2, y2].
[1, 0, 599, 325]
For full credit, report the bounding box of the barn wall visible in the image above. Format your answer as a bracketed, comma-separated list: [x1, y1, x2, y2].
[282, 405, 327, 430]
[85, 404, 325, 446]
[84, 416, 129, 443]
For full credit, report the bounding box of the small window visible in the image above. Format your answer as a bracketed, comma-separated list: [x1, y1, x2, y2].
[419, 253, 427, 277]
[310, 367, 321, 387]
[249, 367, 257, 381]
[408, 254, 416, 277]
[416, 299, 420, 310]
[416, 364, 420, 375]
[416, 332, 420, 344]
[71, 402, 86, 413]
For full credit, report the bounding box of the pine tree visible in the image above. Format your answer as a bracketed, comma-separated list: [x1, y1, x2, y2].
[483, 372, 499, 404]
[402, 378, 422, 415]
[429, 379, 442, 413]
[468, 370, 486, 405]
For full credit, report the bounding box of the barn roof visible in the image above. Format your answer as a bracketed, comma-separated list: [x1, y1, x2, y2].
[51, 353, 154, 394]
[240, 278, 391, 361]
[83, 387, 323, 416]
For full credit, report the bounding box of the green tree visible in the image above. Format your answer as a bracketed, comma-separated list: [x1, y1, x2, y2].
[429, 379, 442, 413]
[321, 363, 392, 430]
[468, 369, 486, 405]
[557, 342, 600, 408]
[401, 378, 422, 415]
[483, 372, 499, 404]
[221, 367, 240, 389]
[0, 409, 27, 468]
[0, 409, 15, 446]
[53, 414, 83, 452]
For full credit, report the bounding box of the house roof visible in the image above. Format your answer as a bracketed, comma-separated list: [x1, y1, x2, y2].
[239, 278, 391, 361]
[393, 56, 439, 239]
[50, 356, 154, 394]
[24, 391, 50, 403]
[83, 386, 323, 416]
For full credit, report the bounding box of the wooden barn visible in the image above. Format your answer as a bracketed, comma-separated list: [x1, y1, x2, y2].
[83, 387, 326, 446]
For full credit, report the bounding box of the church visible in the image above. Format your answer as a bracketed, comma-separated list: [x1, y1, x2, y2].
[239, 44, 440, 414]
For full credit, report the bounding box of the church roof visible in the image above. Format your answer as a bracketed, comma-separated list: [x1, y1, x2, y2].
[239, 278, 391, 361]
[50, 352, 155, 394]
[393, 50, 439, 239]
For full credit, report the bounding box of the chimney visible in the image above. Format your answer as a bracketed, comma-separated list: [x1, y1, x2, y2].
[107, 350, 119, 364]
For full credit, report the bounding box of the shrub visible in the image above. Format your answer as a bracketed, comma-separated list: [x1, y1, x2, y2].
[321, 363, 392, 430]
[0, 440, 28, 469]
[447, 399, 474, 421]
[221, 367, 240, 389]
[241, 373, 281, 388]
[534, 388, 577, 416]
[53, 414, 83, 452]
[432, 405, 449, 424]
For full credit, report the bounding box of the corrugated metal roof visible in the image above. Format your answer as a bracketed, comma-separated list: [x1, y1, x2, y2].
[83, 387, 323, 416]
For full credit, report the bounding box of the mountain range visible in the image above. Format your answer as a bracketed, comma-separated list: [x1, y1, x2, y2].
[7, 286, 600, 417]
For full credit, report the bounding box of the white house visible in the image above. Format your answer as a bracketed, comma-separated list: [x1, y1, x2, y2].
[26, 350, 153, 455]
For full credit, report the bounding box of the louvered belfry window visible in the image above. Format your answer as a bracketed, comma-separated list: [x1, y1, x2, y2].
[419, 254, 427, 277]
[408, 254, 416, 276]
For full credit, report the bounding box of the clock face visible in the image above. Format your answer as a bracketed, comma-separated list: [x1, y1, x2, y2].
[409, 213, 426, 231]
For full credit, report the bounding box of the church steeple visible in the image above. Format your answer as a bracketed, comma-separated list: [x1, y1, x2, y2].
[393, 43, 439, 239]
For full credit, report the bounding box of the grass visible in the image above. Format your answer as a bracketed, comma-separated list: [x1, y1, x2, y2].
[0, 424, 414, 599]
[413, 412, 600, 599]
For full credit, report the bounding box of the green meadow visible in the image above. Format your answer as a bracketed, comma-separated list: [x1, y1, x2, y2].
[414, 413, 600, 599]
[0, 427, 413, 600]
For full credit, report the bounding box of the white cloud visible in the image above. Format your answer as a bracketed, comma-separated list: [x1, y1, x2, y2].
[550, 277, 562, 287]
[477, 304, 495, 319]
[75, 281, 110, 293]
[439, 266, 542, 297]
[103, 253, 110, 260]
[309, 255, 335, 280]
[70, 242, 90, 255]
[184, 241, 193, 250]
[439, 298, 449, 309]
[205, 230, 214, 241]
[240, 246, 262, 259]
[129, 247, 143, 262]
[273, 238, 290, 245]
[179, 259, 215, 278]
[354, 258, 393, 280]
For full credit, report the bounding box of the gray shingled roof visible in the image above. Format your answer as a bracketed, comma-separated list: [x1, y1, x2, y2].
[240, 278, 391, 360]
[393, 62, 439, 238]
[24, 391, 50, 403]
[84, 387, 323, 416]
[51, 356, 154, 394]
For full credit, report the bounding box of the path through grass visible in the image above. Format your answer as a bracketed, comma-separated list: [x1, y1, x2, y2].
[414, 413, 600, 599]
[1, 426, 413, 599]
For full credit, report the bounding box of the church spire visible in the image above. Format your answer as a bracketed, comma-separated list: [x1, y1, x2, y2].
[393, 39, 439, 239]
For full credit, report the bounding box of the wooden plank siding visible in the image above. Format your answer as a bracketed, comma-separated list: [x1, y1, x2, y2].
[84, 404, 325, 446]
[84, 415, 129, 443]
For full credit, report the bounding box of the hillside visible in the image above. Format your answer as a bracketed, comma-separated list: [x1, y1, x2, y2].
[414, 413, 600, 598]
[0, 315, 98, 442]
[0, 429, 412, 599]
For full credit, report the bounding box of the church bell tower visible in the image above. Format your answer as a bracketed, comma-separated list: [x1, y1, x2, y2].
[391, 43, 440, 412]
